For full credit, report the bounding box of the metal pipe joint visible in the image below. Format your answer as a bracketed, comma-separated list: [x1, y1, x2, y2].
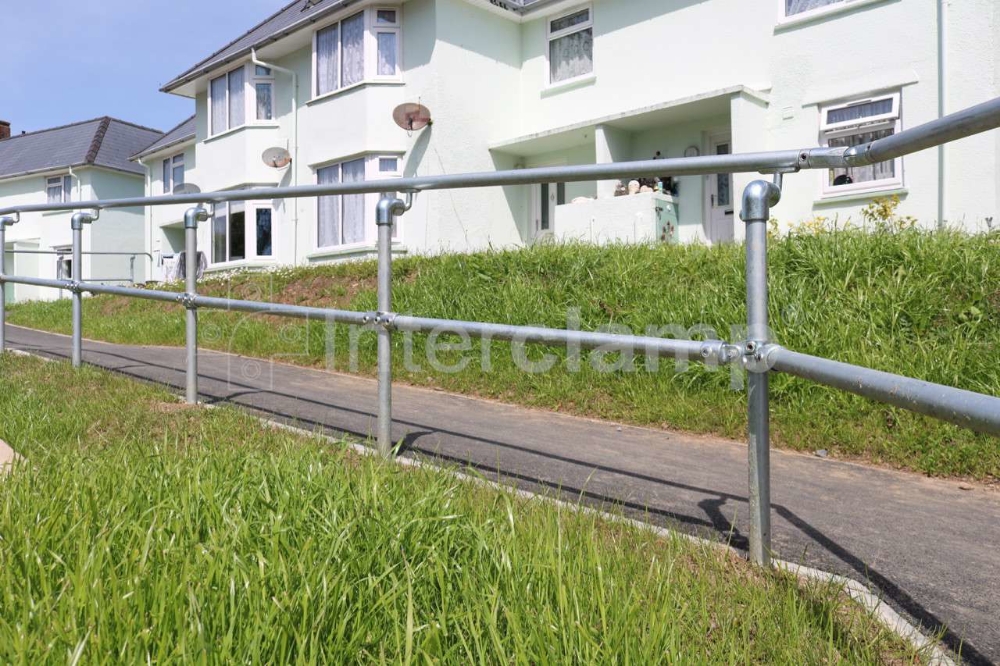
[184, 206, 209, 228]
[740, 180, 782, 223]
[375, 196, 407, 226]
[70, 211, 97, 230]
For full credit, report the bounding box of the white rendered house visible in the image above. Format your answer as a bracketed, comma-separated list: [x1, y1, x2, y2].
[0, 118, 163, 303]
[136, 0, 1000, 277]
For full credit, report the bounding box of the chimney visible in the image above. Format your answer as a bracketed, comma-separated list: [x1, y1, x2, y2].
[0, 121, 10, 140]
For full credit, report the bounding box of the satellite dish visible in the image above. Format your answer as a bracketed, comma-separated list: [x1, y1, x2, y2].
[262, 147, 292, 169]
[173, 182, 201, 195]
[392, 103, 433, 132]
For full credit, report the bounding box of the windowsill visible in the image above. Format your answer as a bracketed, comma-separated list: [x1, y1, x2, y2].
[204, 258, 277, 273]
[307, 79, 405, 106]
[204, 122, 281, 144]
[814, 187, 907, 206]
[541, 73, 596, 97]
[307, 242, 407, 261]
[774, 0, 894, 32]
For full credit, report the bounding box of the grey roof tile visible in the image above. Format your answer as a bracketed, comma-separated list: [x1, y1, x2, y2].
[0, 118, 163, 181]
[131, 115, 196, 160]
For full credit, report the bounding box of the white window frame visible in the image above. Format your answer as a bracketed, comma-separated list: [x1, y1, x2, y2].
[210, 200, 274, 266]
[778, 0, 886, 25]
[209, 65, 249, 137]
[45, 175, 73, 204]
[545, 4, 594, 88]
[819, 92, 903, 197]
[315, 154, 403, 251]
[162, 152, 184, 194]
[371, 8, 402, 80]
[311, 6, 403, 100]
[252, 65, 275, 123]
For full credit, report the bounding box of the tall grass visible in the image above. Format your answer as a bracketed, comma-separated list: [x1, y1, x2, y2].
[9, 227, 1000, 479]
[0, 355, 918, 663]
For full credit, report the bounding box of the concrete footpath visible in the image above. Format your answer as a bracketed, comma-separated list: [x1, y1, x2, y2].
[6, 324, 999, 664]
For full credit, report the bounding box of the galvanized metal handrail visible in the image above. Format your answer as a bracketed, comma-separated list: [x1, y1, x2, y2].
[0, 95, 998, 569]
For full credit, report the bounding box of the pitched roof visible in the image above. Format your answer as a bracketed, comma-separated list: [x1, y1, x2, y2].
[0, 117, 163, 181]
[161, 0, 553, 93]
[132, 115, 196, 160]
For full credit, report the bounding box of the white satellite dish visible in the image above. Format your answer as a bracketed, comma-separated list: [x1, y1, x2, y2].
[173, 182, 201, 195]
[262, 147, 292, 169]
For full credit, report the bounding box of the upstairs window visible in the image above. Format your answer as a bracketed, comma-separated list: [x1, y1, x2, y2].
[820, 92, 902, 196]
[315, 12, 366, 96]
[210, 66, 246, 135]
[46, 175, 72, 203]
[374, 9, 400, 77]
[162, 153, 184, 194]
[785, 0, 844, 16]
[547, 6, 593, 85]
[254, 65, 274, 121]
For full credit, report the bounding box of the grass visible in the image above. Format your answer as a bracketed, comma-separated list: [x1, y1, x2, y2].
[8, 227, 1000, 480]
[0, 354, 923, 663]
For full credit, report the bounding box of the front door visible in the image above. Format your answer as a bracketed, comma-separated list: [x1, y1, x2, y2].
[531, 182, 563, 240]
[707, 135, 735, 243]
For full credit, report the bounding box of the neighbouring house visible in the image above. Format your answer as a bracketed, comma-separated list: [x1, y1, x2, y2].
[0, 117, 163, 303]
[136, 0, 999, 279]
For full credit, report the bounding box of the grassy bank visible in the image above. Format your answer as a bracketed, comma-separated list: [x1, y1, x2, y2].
[0, 355, 920, 663]
[9, 228, 1000, 480]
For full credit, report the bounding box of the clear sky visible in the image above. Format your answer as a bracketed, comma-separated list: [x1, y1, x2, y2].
[0, 0, 282, 135]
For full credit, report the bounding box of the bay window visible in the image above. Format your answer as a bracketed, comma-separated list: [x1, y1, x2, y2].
[316, 155, 402, 249]
[547, 6, 593, 85]
[162, 153, 184, 194]
[212, 201, 273, 264]
[209, 66, 246, 136]
[313, 7, 401, 98]
[820, 92, 902, 196]
[46, 175, 73, 204]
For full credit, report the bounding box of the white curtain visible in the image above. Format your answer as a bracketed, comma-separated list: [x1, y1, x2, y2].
[549, 29, 592, 83]
[826, 98, 893, 125]
[341, 158, 366, 245]
[228, 68, 245, 129]
[317, 165, 340, 247]
[785, 0, 840, 16]
[210, 75, 227, 133]
[316, 24, 339, 95]
[377, 32, 397, 76]
[255, 83, 272, 120]
[341, 13, 365, 87]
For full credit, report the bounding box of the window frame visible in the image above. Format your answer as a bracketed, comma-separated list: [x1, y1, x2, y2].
[778, 0, 886, 25]
[45, 174, 73, 204]
[311, 6, 403, 101]
[314, 154, 403, 251]
[210, 200, 275, 266]
[253, 65, 275, 122]
[545, 4, 594, 87]
[209, 65, 251, 137]
[819, 92, 903, 197]
[163, 152, 184, 194]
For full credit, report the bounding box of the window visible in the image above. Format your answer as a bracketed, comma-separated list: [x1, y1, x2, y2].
[209, 66, 246, 135]
[46, 175, 73, 204]
[313, 8, 401, 98]
[820, 92, 902, 196]
[315, 12, 365, 96]
[375, 8, 400, 77]
[162, 153, 184, 194]
[317, 157, 367, 247]
[254, 65, 274, 121]
[547, 6, 593, 85]
[784, 0, 844, 17]
[211, 201, 273, 264]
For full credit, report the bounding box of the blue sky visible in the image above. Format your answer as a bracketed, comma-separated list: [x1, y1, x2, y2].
[0, 0, 282, 135]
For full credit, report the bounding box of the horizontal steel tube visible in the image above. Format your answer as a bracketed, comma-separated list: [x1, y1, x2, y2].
[82, 282, 185, 304]
[0, 149, 827, 216]
[768, 345, 1000, 436]
[2, 275, 74, 290]
[191, 294, 370, 326]
[855, 96, 1000, 165]
[392, 315, 728, 362]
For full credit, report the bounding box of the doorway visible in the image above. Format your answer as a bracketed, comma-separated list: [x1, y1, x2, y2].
[706, 134, 735, 243]
[531, 182, 565, 240]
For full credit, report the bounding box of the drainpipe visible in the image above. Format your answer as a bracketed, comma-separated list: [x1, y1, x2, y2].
[936, 0, 948, 228]
[252, 48, 299, 263]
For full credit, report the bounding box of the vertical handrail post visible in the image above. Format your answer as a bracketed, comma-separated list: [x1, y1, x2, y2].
[0, 215, 16, 354]
[375, 194, 406, 457]
[70, 211, 96, 368]
[740, 179, 782, 567]
[183, 206, 209, 404]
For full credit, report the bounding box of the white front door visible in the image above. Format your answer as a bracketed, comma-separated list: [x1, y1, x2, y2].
[531, 182, 562, 239]
[707, 135, 735, 243]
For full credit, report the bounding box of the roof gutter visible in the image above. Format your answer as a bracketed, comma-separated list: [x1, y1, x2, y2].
[252, 47, 301, 264]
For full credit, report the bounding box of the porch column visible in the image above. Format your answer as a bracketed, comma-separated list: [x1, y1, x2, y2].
[595, 125, 631, 199]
